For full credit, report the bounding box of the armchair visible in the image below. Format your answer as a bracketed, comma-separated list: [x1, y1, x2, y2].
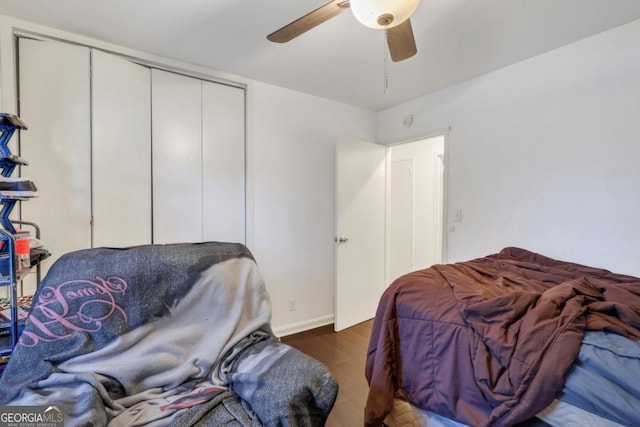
[0, 242, 338, 426]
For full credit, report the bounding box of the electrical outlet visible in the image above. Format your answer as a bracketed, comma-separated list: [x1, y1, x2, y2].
[288, 298, 296, 311]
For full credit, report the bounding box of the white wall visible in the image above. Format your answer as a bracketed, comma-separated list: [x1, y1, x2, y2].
[376, 19, 640, 277]
[0, 15, 377, 334]
[249, 81, 376, 335]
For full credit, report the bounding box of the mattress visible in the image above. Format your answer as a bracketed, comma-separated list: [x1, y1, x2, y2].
[383, 328, 640, 427]
[557, 330, 640, 425]
[385, 398, 624, 427]
[365, 247, 640, 426]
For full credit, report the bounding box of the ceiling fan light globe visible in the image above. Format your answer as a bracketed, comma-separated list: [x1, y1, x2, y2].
[350, 0, 420, 29]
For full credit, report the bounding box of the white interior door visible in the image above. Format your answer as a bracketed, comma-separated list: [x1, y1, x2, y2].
[19, 38, 91, 290]
[335, 137, 386, 331]
[386, 136, 445, 284]
[151, 69, 203, 244]
[92, 50, 151, 247]
[388, 158, 415, 282]
[202, 81, 245, 244]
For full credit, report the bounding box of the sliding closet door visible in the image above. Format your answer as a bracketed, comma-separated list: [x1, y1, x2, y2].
[202, 82, 245, 243]
[19, 38, 91, 278]
[92, 50, 152, 247]
[152, 69, 203, 244]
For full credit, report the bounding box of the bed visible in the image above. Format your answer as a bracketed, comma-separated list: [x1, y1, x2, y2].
[0, 241, 338, 426]
[365, 247, 640, 427]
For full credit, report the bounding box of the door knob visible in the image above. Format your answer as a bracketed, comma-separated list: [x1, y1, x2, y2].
[335, 236, 349, 243]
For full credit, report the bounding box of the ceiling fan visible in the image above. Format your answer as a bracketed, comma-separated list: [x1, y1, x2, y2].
[267, 0, 421, 62]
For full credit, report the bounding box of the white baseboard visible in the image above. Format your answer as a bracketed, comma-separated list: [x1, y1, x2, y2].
[273, 314, 334, 338]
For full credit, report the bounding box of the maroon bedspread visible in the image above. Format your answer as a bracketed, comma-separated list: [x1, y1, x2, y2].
[364, 247, 640, 427]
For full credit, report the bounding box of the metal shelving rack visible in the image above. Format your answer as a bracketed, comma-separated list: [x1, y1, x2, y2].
[0, 112, 41, 357]
[0, 229, 20, 354]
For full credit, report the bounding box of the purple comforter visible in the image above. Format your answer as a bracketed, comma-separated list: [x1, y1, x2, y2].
[364, 247, 640, 427]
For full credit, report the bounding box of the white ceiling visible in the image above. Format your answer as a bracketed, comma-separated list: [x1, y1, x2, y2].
[1, 0, 640, 111]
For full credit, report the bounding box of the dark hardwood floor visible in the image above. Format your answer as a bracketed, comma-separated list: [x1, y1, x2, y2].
[281, 319, 374, 427]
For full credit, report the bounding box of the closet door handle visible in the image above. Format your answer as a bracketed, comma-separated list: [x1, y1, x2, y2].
[335, 236, 349, 243]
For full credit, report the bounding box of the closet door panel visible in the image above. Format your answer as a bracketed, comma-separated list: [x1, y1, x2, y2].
[152, 69, 203, 244]
[92, 50, 152, 247]
[19, 38, 91, 277]
[202, 82, 245, 243]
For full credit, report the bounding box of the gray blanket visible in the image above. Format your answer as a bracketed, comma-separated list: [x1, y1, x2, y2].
[0, 242, 337, 426]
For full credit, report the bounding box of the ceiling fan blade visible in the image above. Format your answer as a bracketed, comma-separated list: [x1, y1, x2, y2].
[387, 18, 417, 62]
[267, 0, 351, 43]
